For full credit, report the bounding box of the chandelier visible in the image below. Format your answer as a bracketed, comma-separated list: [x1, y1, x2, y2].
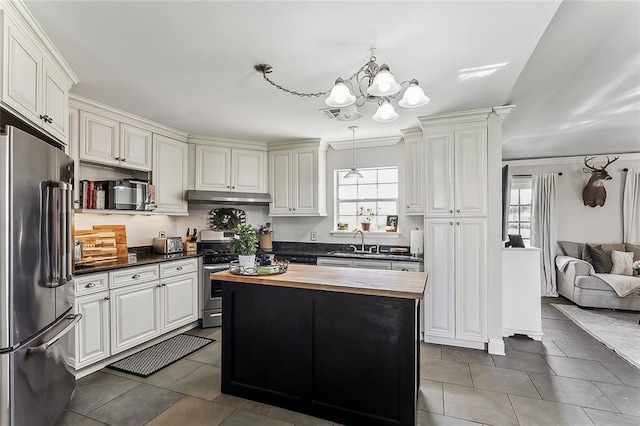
[254, 48, 430, 123]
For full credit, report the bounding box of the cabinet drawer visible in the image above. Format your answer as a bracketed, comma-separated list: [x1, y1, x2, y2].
[160, 258, 198, 278]
[109, 264, 159, 289]
[391, 262, 422, 272]
[74, 273, 109, 296]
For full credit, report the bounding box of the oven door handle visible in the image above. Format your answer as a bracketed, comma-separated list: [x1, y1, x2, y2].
[204, 266, 228, 272]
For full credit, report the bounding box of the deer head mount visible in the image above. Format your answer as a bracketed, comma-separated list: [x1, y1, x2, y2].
[582, 156, 619, 207]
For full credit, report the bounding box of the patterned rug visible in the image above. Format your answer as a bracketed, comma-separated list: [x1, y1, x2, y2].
[108, 334, 214, 377]
[552, 304, 640, 369]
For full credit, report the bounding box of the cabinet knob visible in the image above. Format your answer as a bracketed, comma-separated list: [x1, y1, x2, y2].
[132, 274, 140, 279]
[85, 283, 96, 288]
[402, 268, 409, 271]
[232, 186, 235, 189]
[456, 221, 460, 225]
[121, 158, 127, 162]
[450, 222, 453, 225]
[115, 157, 121, 160]
[39, 115, 53, 123]
[104, 296, 110, 301]
[176, 266, 183, 270]
[157, 284, 162, 288]
[407, 206, 410, 209]
[449, 209, 453, 213]
[226, 185, 230, 188]
[456, 209, 460, 213]
[162, 283, 167, 287]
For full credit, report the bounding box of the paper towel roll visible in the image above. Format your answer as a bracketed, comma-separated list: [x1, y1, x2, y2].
[410, 230, 424, 255]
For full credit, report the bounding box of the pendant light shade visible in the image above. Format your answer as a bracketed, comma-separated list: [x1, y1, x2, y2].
[345, 126, 362, 179]
[372, 100, 399, 122]
[325, 79, 356, 107]
[398, 79, 430, 108]
[367, 64, 401, 97]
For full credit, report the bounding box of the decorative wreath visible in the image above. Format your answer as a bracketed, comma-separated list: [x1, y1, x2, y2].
[208, 208, 246, 231]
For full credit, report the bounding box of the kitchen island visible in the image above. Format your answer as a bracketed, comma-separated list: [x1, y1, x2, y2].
[213, 264, 427, 426]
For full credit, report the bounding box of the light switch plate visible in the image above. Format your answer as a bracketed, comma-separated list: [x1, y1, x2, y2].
[310, 231, 317, 241]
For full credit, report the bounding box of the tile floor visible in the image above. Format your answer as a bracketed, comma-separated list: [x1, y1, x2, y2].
[56, 297, 640, 426]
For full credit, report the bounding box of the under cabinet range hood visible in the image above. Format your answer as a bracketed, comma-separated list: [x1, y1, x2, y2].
[186, 190, 272, 206]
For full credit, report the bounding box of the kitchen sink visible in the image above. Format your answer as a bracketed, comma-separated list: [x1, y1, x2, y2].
[328, 251, 388, 257]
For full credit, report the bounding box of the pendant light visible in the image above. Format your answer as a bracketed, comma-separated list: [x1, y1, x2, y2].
[344, 126, 362, 179]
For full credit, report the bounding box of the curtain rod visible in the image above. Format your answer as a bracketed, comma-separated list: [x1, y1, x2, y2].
[512, 173, 563, 178]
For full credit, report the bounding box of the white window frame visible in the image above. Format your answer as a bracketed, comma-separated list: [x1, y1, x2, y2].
[508, 176, 532, 247]
[332, 166, 401, 237]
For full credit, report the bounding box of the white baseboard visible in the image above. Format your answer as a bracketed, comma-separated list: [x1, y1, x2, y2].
[423, 335, 486, 351]
[503, 328, 543, 342]
[488, 338, 506, 356]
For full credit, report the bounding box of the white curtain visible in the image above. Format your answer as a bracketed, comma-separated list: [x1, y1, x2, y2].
[623, 168, 640, 244]
[531, 173, 558, 296]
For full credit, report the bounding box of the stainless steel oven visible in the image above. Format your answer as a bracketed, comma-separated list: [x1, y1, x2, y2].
[202, 264, 226, 327]
[199, 240, 236, 328]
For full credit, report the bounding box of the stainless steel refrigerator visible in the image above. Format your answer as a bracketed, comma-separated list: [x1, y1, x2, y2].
[0, 125, 81, 426]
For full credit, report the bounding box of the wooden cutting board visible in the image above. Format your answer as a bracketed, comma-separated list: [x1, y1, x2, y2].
[74, 225, 128, 264]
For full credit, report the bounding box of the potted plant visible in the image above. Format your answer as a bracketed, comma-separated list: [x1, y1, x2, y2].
[231, 224, 258, 271]
[358, 207, 379, 231]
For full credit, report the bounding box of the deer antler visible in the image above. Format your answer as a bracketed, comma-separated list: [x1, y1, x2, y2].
[584, 156, 599, 172]
[601, 155, 619, 170]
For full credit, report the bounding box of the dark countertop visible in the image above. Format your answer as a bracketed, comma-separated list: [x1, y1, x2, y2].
[274, 250, 423, 263]
[271, 241, 423, 263]
[74, 252, 202, 275]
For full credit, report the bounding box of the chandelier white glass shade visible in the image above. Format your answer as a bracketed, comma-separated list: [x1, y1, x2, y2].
[344, 126, 363, 179]
[254, 49, 430, 123]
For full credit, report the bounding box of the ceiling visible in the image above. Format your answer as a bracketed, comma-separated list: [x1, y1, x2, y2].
[24, 1, 640, 160]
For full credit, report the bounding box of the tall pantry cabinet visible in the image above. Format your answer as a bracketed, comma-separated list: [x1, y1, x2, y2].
[420, 107, 513, 353]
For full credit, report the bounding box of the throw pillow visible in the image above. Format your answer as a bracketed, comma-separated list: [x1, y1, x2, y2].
[611, 250, 634, 276]
[625, 243, 640, 262]
[584, 244, 612, 273]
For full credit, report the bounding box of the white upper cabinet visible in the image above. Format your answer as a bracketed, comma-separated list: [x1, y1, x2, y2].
[79, 111, 152, 171]
[120, 123, 152, 171]
[268, 140, 327, 217]
[79, 110, 120, 166]
[402, 128, 424, 215]
[194, 144, 267, 193]
[153, 134, 188, 214]
[424, 127, 487, 217]
[0, 5, 78, 144]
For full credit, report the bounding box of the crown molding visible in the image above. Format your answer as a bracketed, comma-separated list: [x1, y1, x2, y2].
[188, 134, 269, 150]
[328, 135, 401, 151]
[503, 152, 640, 166]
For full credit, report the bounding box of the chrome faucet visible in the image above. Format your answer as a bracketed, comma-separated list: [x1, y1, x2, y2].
[353, 230, 365, 252]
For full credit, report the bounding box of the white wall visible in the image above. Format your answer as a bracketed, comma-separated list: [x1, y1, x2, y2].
[74, 213, 178, 247]
[270, 140, 423, 246]
[506, 155, 639, 244]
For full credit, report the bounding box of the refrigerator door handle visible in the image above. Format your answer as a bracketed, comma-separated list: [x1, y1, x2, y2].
[26, 313, 81, 355]
[42, 181, 73, 288]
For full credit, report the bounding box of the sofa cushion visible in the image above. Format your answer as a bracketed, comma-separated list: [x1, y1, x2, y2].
[557, 241, 584, 259]
[611, 250, 634, 276]
[583, 244, 613, 273]
[625, 243, 640, 262]
[575, 275, 617, 291]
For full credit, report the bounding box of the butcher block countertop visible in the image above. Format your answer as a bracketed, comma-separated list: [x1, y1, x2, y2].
[212, 264, 427, 299]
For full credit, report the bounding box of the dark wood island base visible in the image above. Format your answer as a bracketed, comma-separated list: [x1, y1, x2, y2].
[215, 265, 427, 426]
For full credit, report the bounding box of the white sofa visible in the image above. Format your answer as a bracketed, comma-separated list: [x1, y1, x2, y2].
[556, 241, 640, 311]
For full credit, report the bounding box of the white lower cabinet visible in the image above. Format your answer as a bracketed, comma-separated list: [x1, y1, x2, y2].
[424, 218, 487, 346]
[160, 273, 198, 332]
[317, 258, 422, 271]
[110, 280, 161, 355]
[72, 259, 201, 370]
[73, 290, 110, 369]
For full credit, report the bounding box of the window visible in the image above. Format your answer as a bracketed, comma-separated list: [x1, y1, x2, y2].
[508, 177, 532, 247]
[335, 167, 398, 231]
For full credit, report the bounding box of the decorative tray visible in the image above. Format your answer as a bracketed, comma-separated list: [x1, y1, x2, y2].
[229, 260, 289, 276]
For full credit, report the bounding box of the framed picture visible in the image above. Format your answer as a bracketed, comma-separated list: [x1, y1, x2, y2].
[385, 215, 398, 232]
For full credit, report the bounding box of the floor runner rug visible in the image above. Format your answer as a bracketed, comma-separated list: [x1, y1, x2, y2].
[108, 333, 214, 377]
[552, 304, 640, 369]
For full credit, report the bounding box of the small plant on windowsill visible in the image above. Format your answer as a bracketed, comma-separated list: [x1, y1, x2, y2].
[358, 207, 379, 231]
